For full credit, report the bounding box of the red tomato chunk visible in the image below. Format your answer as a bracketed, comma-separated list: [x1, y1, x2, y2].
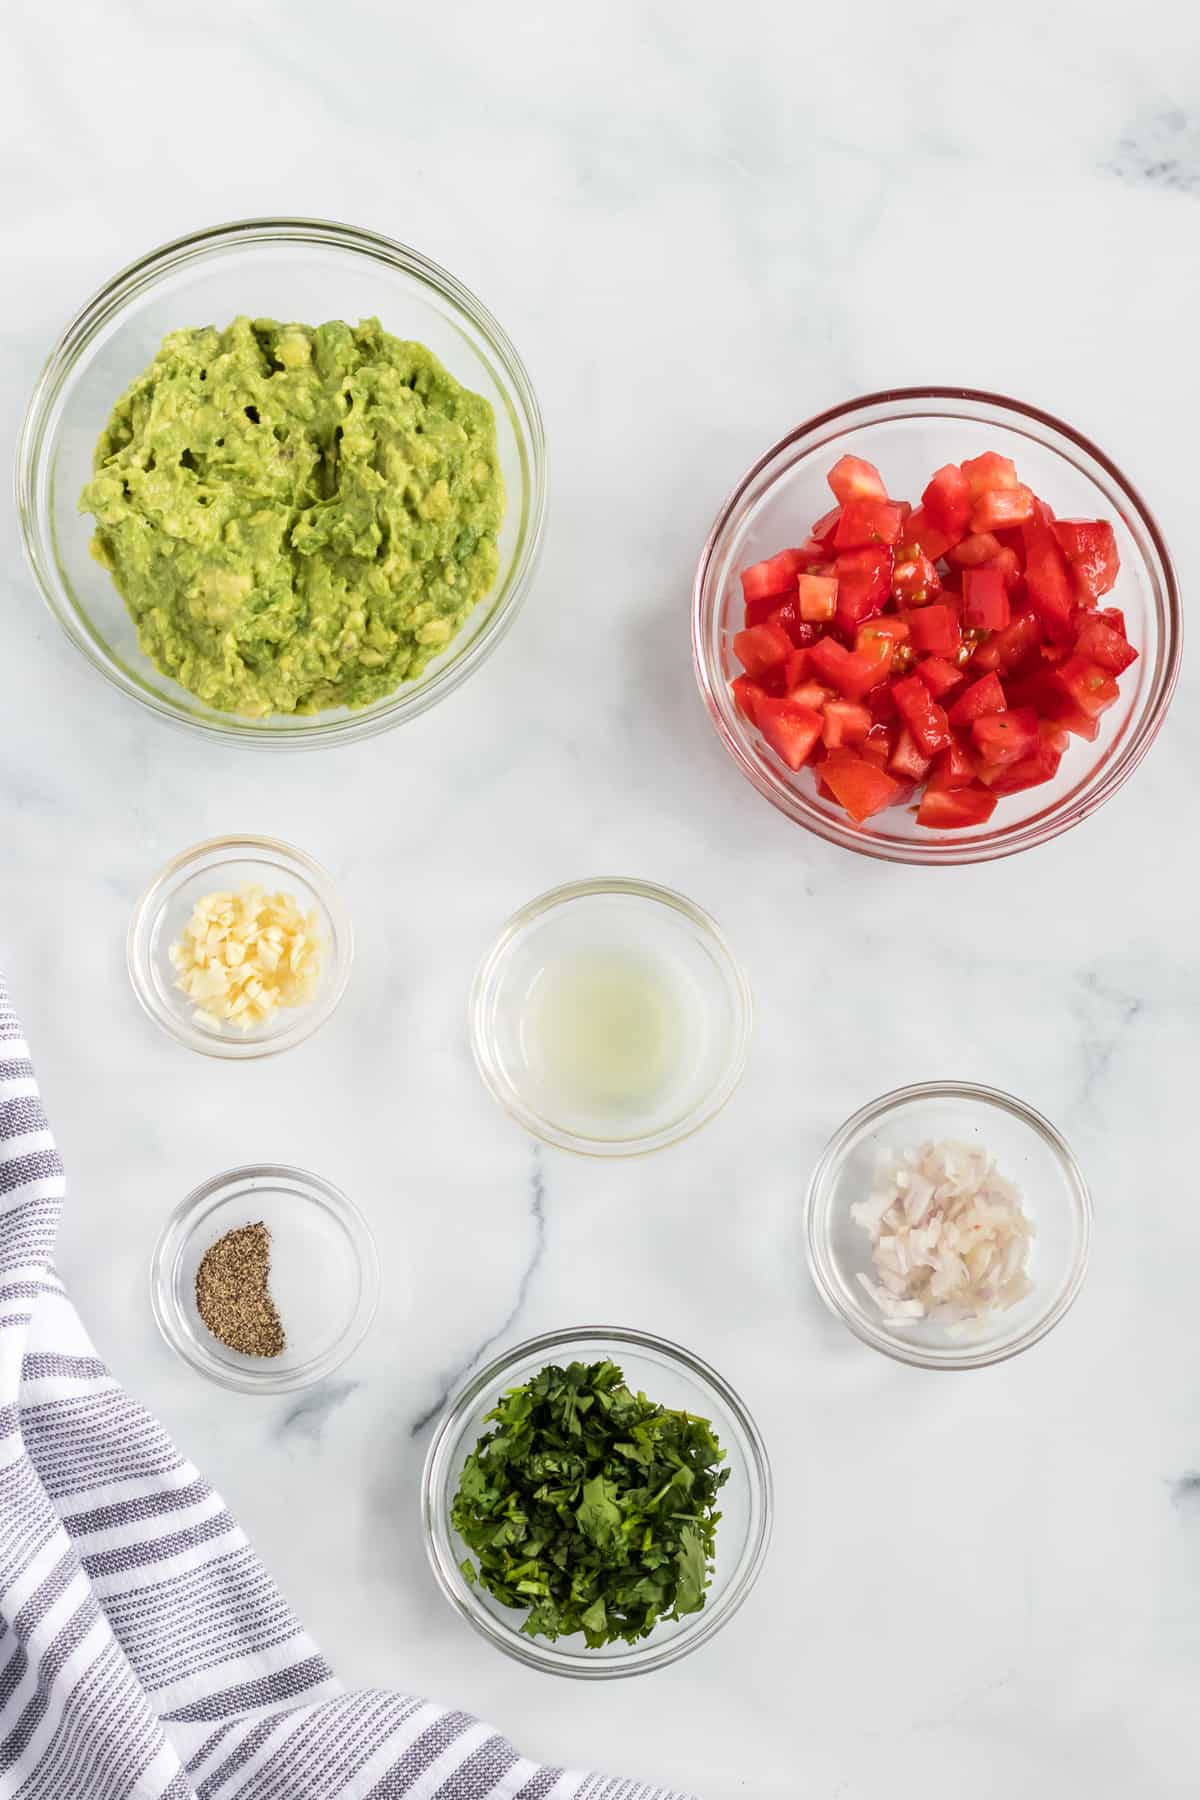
[827, 455, 888, 505]
[835, 499, 906, 550]
[756, 699, 823, 771]
[821, 752, 900, 821]
[797, 572, 838, 622]
[729, 448, 1132, 830]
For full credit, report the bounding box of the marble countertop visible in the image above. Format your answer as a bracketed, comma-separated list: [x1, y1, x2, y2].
[3, 2, 1199, 1794]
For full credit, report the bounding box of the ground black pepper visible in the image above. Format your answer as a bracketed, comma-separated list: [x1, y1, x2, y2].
[195, 1221, 286, 1358]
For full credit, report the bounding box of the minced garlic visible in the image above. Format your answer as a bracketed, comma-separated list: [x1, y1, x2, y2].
[169, 884, 323, 1032]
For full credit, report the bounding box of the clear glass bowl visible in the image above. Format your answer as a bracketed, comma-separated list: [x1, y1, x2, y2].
[421, 1326, 773, 1677]
[805, 1081, 1092, 1370]
[16, 217, 547, 746]
[469, 878, 752, 1156]
[693, 388, 1182, 865]
[128, 834, 353, 1058]
[150, 1163, 380, 1393]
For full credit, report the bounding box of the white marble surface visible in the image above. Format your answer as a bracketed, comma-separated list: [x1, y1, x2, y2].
[3, 2, 1200, 1794]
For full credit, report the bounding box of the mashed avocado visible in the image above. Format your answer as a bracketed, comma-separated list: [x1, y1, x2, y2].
[80, 317, 505, 716]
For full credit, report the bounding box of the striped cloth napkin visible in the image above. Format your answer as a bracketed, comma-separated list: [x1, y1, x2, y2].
[0, 973, 694, 1800]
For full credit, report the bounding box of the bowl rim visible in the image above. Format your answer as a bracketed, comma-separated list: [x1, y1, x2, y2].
[468, 876, 753, 1157]
[692, 385, 1183, 866]
[126, 833, 354, 1059]
[15, 214, 548, 748]
[420, 1323, 774, 1678]
[804, 1078, 1093, 1370]
[149, 1160, 380, 1393]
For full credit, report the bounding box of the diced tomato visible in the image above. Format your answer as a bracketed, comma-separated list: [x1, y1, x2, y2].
[820, 751, 900, 821]
[809, 636, 890, 702]
[947, 671, 1006, 727]
[821, 699, 872, 750]
[740, 548, 806, 605]
[764, 600, 820, 648]
[916, 783, 998, 828]
[927, 737, 977, 791]
[732, 621, 793, 676]
[988, 546, 1023, 590]
[1053, 655, 1120, 720]
[743, 593, 781, 627]
[833, 546, 893, 632]
[986, 739, 1063, 794]
[757, 664, 790, 697]
[808, 504, 842, 547]
[857, 616, 909, 651]
[797, 572, 838, 622]
[922, 464, 972, 538]
[971, 706, 1039, 768]
[725, 447, 1134, 835]
[960, 451, 1019, 498]
[892, 675, 953, 756]
[971, 609, 1043, 673]
[731, 675, 766, 725]
[787, 680, 834, 710]
[1052, 519, 1120, 602]
[867, 682, 898, 724]
[833, 499, 905, 551]
[970, 485, 1034, 532]
[783, 648, 811, 689]
[961, 566, 1011, 633]
[948, 531, 1003, 569]
[889, 727, 932, 782]
[755, 699, 824, 771]
[827, 455, 888, 505]
[907, 601, 962, 658]
[891, 547, 941, 606]
[915, 655, 963, 699]
[905, 507, 956, 561]
[859, 722, 895, 767]
[1073, 614, 1138, 675]
[1040, 690, 1102, 741]
[1022, 517, 1074, 636]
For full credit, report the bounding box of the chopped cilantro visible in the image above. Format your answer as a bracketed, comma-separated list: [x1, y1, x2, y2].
[451, 1358, 728, 1647]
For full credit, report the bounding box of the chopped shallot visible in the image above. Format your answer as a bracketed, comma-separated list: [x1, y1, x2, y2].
[851, 1139, 1034, 1332]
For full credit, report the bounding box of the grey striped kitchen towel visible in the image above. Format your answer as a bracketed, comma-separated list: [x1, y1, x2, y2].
[0, 973, 694, 1800]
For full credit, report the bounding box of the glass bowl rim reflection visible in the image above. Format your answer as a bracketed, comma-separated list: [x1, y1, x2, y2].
[126, 832, 353, 1059]
[149, 1160, 380, 1393]
[468, 876, 753, 1157]
[15, 214, 548, 747]
[692, 385, 1182, 866]
[420, 1323, 774, 1678]
[804, 1078, 1093, 1370]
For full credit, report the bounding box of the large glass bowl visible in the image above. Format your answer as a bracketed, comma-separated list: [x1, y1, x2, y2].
[421, 1326, 773, 1678]
[16, 217, 547, 747]
[693, 389, 1181, 864]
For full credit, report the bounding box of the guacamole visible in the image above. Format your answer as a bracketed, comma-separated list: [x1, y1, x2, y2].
[80, 317, 505, 716]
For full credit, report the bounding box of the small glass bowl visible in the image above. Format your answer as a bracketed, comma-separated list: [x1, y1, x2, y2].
[693, 388, 1182, 865]
[469, 878, 752, 1156]
[17, 217, 547, 746]
[128, 834, 353, 1059]
[150, 1163, 380, 1393]
[805, 1081, 1092, 1370]
[421, 1325, 773, 1678]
